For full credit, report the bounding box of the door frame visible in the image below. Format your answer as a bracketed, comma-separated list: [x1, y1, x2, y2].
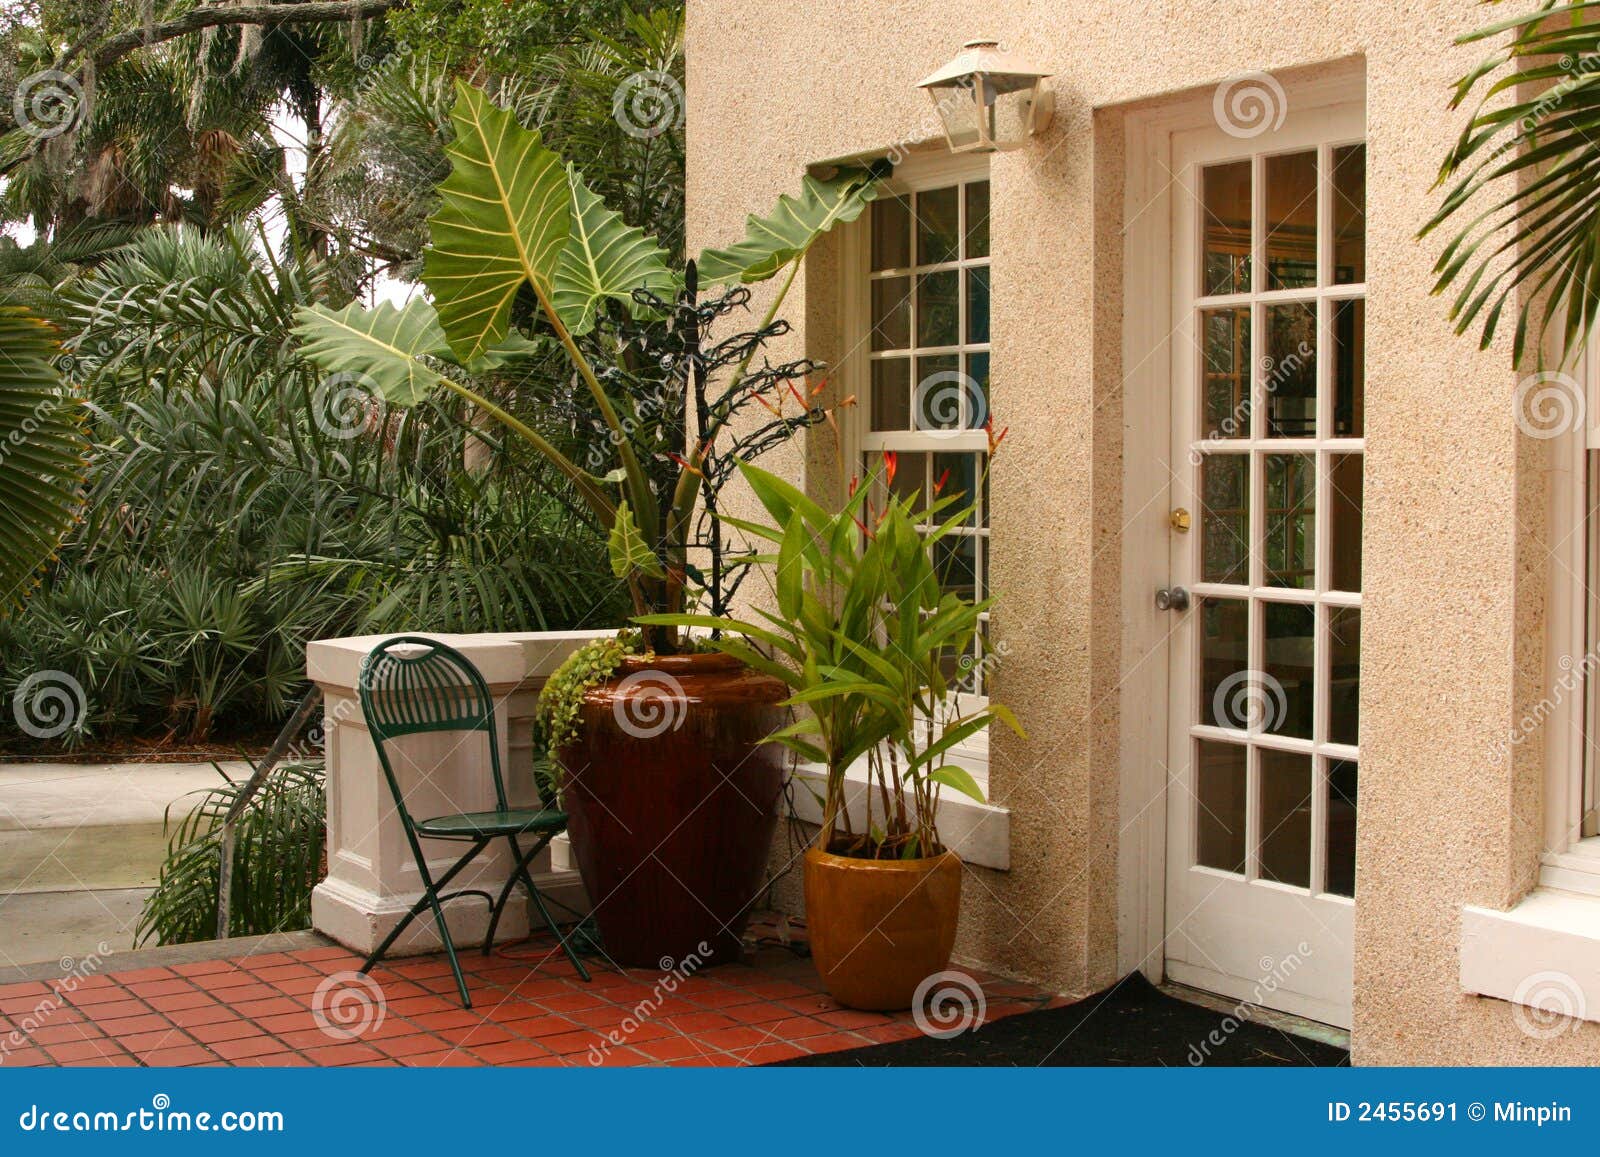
[1116, 65, 1368, 984]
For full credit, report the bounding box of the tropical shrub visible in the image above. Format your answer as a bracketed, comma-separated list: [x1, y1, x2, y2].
[136, 761, 327, 946]
[0, 226, 624, 750]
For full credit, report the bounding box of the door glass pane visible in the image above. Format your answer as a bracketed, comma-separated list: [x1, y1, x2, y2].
[1265, 302, 1317, 437]
[871, 277, 910, 350]
[1195, 740, 1247, 874]
[1328, 606, 1361, 746]
[1265, 453, 1315, 589]
[1263, 602, 1315, 739]
[1333, 299, 1364, 436]
[871, 195, 911, 270]
[916, 270, 959, 347]
[1328, 453, 1363, 592]
[966, 266, 990, 344]
[916, 186, 960, 265]
[1332, 144, 1366, 285]
[1199, 598, 1249, 728]
[1326, 758, 1358, 897]
[1201, 455, 1250, 583]
[1181, 135, 1364, 940]
[1202, 161, 1251, 296]
[871, 358, 910, 431]
[965, 181, 991, 259]
[1265, 151, 1318, 290]
[1202, 308, 1251, 439]
[1259, 748, 1312, 888]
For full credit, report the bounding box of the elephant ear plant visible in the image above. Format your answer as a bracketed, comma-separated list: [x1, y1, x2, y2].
[643, 458, 1024, 859]
[292, 83, 884, 662]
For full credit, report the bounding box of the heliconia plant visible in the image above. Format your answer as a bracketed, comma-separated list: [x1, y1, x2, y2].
[640, 460, 1024, 857]
[292, 81, 884, 649]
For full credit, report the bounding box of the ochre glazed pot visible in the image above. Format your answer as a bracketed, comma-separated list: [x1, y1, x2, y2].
[559, 652, 786, 968]
[803, 847, 961, 1010]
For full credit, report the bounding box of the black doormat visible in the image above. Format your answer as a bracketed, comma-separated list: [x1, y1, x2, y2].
[773, 973, 1349, 1067]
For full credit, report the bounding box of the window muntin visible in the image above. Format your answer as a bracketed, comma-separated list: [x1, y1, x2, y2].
[1188, 142, 1366, 898]
[860, 173, 993, 699]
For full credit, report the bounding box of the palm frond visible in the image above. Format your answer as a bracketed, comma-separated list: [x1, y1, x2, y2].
[136, 761, 326, 945]
[1424, 0, 1600, 363]
[0, 307, 85, 613]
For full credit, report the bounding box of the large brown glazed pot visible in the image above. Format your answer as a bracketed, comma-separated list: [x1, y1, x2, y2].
[803, 847, 961, 1010]
[559, 652, 787, 968]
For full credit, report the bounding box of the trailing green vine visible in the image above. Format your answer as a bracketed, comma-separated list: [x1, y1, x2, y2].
[535, 631, 640, 761]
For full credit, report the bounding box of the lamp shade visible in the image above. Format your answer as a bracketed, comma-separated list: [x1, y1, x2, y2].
[916, 39, 1053, 153]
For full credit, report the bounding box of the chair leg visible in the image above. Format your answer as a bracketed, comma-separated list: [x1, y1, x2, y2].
[361, 839, 490, 1009]
[483, 834, 543, 957]
[426, 886, 473, 1009]
[508, 834, 592, 983]
[360, 891, 432, 977]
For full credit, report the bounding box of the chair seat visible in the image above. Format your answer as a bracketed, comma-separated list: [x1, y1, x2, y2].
[415, 809, 568, 839]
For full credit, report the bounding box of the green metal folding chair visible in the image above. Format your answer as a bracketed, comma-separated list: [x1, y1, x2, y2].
[356, 635, 590, 1007]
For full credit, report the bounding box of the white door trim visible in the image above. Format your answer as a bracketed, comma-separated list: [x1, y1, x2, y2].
[1115, 67, 1367, 988]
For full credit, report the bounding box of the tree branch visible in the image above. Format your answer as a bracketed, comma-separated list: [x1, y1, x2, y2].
[86, 0, 407, 72]
[0, 1, 409, 180]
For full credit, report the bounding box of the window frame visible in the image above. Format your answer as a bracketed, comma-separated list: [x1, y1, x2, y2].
[837, 148, 993, 780]
[1541, 330, 1600, 893]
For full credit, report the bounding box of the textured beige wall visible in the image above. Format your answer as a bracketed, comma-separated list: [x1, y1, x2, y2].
[686, 0, 1600, 1063]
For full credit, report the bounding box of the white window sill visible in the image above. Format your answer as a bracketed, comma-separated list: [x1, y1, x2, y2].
[785, 760, 1010, 870]
[1539, 837, 1600, 896]
[1460, 888, 1600, 1026]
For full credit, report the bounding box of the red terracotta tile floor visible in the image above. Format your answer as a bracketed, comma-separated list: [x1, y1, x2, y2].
[0, 919, 1061, 1068]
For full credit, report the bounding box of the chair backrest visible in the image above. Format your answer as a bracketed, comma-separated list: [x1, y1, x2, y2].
[357, 636, 507, 814]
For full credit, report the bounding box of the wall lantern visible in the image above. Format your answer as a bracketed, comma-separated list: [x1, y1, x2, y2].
[916, 39, 1054, 153]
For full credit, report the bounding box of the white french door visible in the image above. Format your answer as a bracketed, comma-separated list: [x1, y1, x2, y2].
[1162, 101, 1365, 1029]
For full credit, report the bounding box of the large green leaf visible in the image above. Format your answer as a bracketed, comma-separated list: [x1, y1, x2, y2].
[697, 169, 882, 284]
[607, 499, 665, 580]
[554, 165, 676, 335]
[928, 765, 987, 806]
[0, 308, 84, 612]
[291, 298, 450, 406]
[422, 81, 571, 362]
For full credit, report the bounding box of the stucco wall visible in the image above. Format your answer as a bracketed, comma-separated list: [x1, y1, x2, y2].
[685, 0, 1600, 1063]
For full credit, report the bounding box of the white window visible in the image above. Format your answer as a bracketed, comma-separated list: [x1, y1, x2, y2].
[788, 151, 1007, 863]
[1541, 337, 1600, 891]
[846, 154, 993, 737]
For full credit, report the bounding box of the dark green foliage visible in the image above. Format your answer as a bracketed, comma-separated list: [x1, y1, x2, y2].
[0, 6, 671, 749]
[0, 225, 626, 749]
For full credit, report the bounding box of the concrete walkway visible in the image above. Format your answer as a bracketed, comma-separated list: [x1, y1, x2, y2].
[0, 762, 252, 969]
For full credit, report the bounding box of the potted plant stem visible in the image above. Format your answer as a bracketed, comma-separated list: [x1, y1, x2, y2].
[292, 81, 884, 966]
[642, 450, 1023, 1008]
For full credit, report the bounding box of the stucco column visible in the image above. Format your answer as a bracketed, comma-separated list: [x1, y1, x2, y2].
[308, 630, 610, 956]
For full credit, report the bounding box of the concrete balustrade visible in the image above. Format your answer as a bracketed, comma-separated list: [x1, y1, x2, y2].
[307, 630, 611, 956]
